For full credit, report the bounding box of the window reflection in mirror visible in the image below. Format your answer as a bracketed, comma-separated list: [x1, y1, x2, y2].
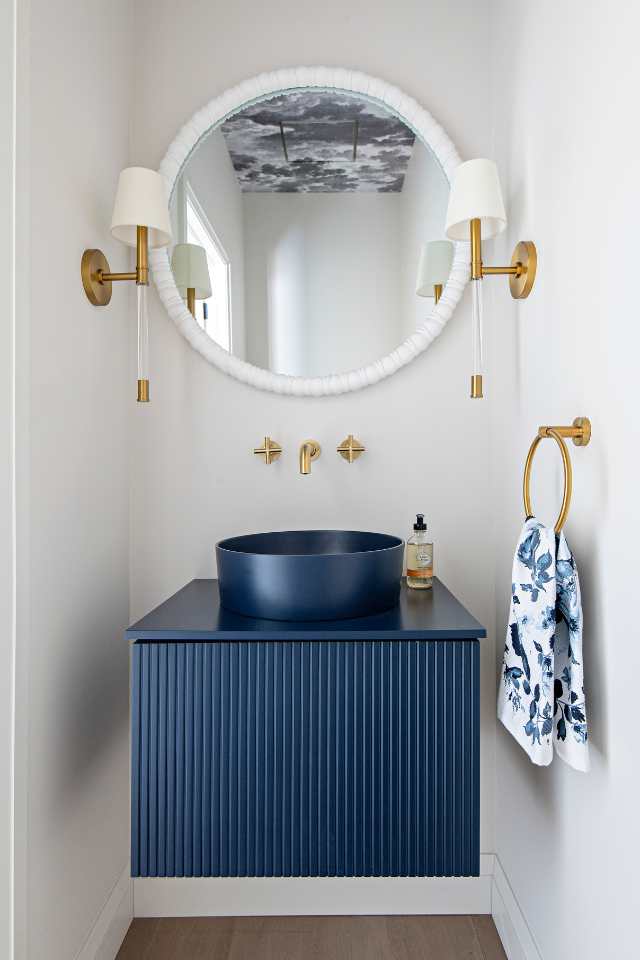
[170, 90, 450, 377]
[173, 179, 232, 351]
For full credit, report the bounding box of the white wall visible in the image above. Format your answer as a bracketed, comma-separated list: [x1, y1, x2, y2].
[180, 130, 246, 358]
[243, 193, 403, 375]
[400, 139, 450, 338]
[8, 0, 636, 953]
[131, 0, 496, 859]
[489, 1, 640, 957]
[13, 0, 134, 957]
[1, 0, 16, 955]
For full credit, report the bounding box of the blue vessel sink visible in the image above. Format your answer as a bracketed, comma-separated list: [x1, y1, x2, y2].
[216, 530, 404, 622]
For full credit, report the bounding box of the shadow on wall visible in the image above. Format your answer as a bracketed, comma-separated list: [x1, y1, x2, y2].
[46, 604, 130, 819]
[577, 520, 608, 760]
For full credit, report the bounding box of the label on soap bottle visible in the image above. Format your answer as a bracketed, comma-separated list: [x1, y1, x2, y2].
[406, 544, 433, 579]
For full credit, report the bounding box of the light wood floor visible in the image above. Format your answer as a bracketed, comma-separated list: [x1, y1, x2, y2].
[116, 915, 507, 959]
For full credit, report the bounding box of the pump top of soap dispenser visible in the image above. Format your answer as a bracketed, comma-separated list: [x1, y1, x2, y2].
[414, 514, 427, 531]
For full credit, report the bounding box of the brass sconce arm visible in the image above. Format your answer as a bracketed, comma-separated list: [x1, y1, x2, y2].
[470, 218, 536, 299]
[82, 226, 149, 306]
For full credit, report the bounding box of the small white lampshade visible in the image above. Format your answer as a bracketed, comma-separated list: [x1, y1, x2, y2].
[416, 240, 454, 296]
[171, 243, 212, 300]
[110, 167, 172, 248]
[445, 159, 507, 241]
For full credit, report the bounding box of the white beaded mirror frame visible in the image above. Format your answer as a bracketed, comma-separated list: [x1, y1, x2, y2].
[152, 67, 468, 396]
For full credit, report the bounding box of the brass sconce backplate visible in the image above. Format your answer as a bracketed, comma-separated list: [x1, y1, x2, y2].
[509, 241, 537, 299]
[81, 249, 113, 306]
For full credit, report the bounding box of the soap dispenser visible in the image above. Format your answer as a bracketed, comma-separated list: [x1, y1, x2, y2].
[406, 514, 433, 590]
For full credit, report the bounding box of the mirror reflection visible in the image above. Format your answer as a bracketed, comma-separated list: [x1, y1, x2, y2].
[170, 90, 451, 378]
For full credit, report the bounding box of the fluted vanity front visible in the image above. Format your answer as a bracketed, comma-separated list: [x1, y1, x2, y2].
[126, 578, 485, 879]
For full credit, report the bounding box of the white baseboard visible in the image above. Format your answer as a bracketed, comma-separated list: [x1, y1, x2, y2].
[96, 854, 543, 960]
[491, 856, 543, 960]
[75, 863, 132, 960]
[133, 854, 494, 918]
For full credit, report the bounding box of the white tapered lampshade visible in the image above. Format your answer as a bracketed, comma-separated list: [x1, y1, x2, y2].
[110, 167, 172, 248]
[171, 243, 212, 300]
[445, 159, 507, 241]
[416, 240, 454, 296]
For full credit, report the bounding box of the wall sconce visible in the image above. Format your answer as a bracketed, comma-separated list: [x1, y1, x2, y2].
[445, 159, 537, 399]
[416, 240, 454, 304]
[171, 243, 212, 319]
[81, 167, 172, 402]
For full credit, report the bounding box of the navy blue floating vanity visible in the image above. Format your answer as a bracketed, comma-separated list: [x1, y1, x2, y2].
[126, 578, 485, 879]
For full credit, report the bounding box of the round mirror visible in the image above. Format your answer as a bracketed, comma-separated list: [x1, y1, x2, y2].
[153, 68, 467, 395]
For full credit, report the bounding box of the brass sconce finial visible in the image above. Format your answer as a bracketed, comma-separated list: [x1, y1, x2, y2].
[254, 437, 282, 465]
[337, 435, 365, 464]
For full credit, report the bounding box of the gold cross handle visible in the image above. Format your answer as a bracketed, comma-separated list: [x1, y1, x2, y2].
[337, 435, 365, 464]
[253, 436, 282, 465]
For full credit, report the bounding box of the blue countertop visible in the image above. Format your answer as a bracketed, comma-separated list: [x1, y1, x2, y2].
[126, 577, 486, 642]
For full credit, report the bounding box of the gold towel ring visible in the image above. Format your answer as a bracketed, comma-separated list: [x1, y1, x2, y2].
[522, 417, 591, 533]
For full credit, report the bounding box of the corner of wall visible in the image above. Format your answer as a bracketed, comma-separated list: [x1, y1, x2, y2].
[74, 865, 132, 960]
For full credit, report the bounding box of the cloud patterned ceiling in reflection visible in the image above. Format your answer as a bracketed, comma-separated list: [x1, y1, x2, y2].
[220, 91, 416, 192]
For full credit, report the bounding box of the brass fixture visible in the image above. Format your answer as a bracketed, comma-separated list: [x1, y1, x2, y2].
[299, 439, 321, 475]
[446, 159, 537, 400]
[171, 244, 211, 320]
[81, 225, 149, 308]
[254, 436, 282, 465]
[416, 241, 453, 306]
[83, 226, 152, 403]
[81, 166, 172, 402]
[523, 417, 591, 533]
[137, 379, 149, 403]
[466, 220, 536, 399]
[470, 218, 537, 299]
[337, 435, 365, 463]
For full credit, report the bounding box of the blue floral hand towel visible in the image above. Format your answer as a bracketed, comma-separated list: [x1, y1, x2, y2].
[498, 517, 590, 771]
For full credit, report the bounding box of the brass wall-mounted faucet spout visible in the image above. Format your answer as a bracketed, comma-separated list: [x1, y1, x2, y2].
[299, 440, 321, 475]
